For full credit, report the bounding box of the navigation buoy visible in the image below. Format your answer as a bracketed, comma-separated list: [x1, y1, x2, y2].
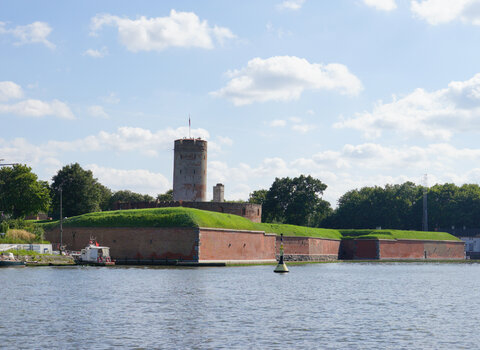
[274, 234, 289, 273]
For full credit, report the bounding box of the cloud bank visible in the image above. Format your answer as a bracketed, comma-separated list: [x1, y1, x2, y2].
[90, 10, 235, 52]
[335, 73, 480, 140]
[211, 56, 362, 105]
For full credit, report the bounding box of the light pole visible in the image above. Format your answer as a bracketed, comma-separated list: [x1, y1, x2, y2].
[59, 186, 63, 252]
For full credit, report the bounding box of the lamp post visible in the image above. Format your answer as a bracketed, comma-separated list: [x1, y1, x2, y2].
[59, 187, 63, 252]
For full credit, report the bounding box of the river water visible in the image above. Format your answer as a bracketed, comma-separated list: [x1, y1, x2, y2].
[1, 262, 479, 349]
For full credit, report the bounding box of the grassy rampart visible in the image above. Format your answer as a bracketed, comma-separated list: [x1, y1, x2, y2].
[40, 207, 460, 241]
[339, 229, 461, 241]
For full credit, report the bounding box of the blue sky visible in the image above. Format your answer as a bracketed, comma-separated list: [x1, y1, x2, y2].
[3, 0, 480, 205]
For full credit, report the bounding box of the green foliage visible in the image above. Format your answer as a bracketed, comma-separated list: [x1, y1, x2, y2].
[248, 189, 267, 205]
[0, 220, 8, 234]
[324, 182, 480, 232]
[109, 190, 155, 209]
[157, 189, 173, 201]
[0, 164, 51, 218]
[324, 182, 424, 230]
[50, 163, 110, 218]
[97, 183, 113, 211]
[263, 175, 331, 226]
[0, 218, 47, 243]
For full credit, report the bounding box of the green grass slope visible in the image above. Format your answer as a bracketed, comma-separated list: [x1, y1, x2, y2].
[340, 229, 461, 241]
[40, 207, 460, 241]
[40, 207, 342, 239]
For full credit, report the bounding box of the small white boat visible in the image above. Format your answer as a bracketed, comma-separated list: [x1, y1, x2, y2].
[76, 239, 115, 266]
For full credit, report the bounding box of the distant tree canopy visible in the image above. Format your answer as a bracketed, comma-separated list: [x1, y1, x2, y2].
[50, 163, 107, 218]
[108, 190, 154, 209]
[248, 189, 267, 205]
[157, 189, 173, 202]
[323, 182, 423, 230]
[262, 175, 332, 227]
[322, 182, 480, 231]
[0, 164, 50, 218]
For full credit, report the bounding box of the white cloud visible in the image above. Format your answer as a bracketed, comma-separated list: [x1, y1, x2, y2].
[47, 126, 210, 156]
[0, 81, 23, 101]
[211, 56, 362, 106]
[292, 124, 314, 133]
[335, 73, 480, 140]
[83, 47, 108, 58]
[0, 21, 55, 48]
[270, 119, 287, 127]
[277, 0, 305, 11]
[100, 92, 120, 104]
[90, 10, 235, 52]
[364, 0, 397, 11]
[0, 99, 75, 119]
[0, 81, 74, 119]
[410, 0, 480, 25]
[88, 105, 109, 119]
[210, 142, 480, 205]
[216, 136, 233, 146]
[87, 164, 170, 196]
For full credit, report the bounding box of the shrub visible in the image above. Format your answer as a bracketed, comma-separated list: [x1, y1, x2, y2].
[6, 229, 35, 243]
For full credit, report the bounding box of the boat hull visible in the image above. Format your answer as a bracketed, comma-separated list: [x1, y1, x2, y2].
[0, 260, 25, 267]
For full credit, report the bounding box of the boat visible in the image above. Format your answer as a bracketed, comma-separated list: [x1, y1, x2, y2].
[75, 239, 115, 266]
[0, 252, 25, 267]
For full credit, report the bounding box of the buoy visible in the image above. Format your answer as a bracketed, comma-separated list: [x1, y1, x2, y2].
[274, 234, 289, 273]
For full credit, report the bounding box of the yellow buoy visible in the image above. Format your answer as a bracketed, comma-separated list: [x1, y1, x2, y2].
[274, 234, 289, 273]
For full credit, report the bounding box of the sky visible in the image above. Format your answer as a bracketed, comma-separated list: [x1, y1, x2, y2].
[2, 0, 480, 206]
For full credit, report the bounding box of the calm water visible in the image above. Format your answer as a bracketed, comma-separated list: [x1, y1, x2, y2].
[1, 263, 480, 349]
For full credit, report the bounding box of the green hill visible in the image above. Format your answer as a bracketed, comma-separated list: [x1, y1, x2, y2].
[40, 207, 460, 241]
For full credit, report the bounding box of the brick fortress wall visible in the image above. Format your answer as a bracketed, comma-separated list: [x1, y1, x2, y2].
[340, 239, 465, 260]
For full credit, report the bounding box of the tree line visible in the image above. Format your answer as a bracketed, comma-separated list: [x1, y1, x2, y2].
[2, 163, 480, 232]
[0, 163, 172, 219]
[251, 178, 480, 231]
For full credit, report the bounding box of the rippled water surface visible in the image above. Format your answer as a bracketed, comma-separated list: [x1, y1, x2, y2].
[1, 263, 480, 349]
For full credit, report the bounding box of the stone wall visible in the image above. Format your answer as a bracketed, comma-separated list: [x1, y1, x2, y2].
[112, 201, 262, 223]
[277, 236, 340, 261]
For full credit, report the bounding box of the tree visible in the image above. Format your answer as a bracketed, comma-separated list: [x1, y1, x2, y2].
[97, 183, 113, 211]
[108, 190, 154, 209]
[50, 163, 106, 218]
[248, 189, 267, 205]
[0, 164, 50, 218]
[262, 175, 331, 226]
[157, 189, 173, 201]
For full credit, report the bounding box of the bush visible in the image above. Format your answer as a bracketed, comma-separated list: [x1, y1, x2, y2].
[6, 229, 35, 243]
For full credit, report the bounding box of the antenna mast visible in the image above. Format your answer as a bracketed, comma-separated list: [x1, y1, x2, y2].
[188, 115, 191, 139]
[422, 174, 428, 231]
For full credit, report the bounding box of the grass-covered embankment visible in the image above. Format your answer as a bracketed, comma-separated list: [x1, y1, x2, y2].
[39, 207, 460, 241]
[340, 229, 461, 241]
[40, 207, 342, 240]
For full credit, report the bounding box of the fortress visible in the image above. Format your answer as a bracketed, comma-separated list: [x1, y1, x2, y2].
[113, 137, 262, 222]
[44, 137, 465, 264]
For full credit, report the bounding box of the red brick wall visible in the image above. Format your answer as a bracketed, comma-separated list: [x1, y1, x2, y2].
[198, 228, 276, 261]
[45, 227, 198, 261]
[354, 240, 379, 259]
[275, 236, 340, 260]
[380, 240, 464, 260]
